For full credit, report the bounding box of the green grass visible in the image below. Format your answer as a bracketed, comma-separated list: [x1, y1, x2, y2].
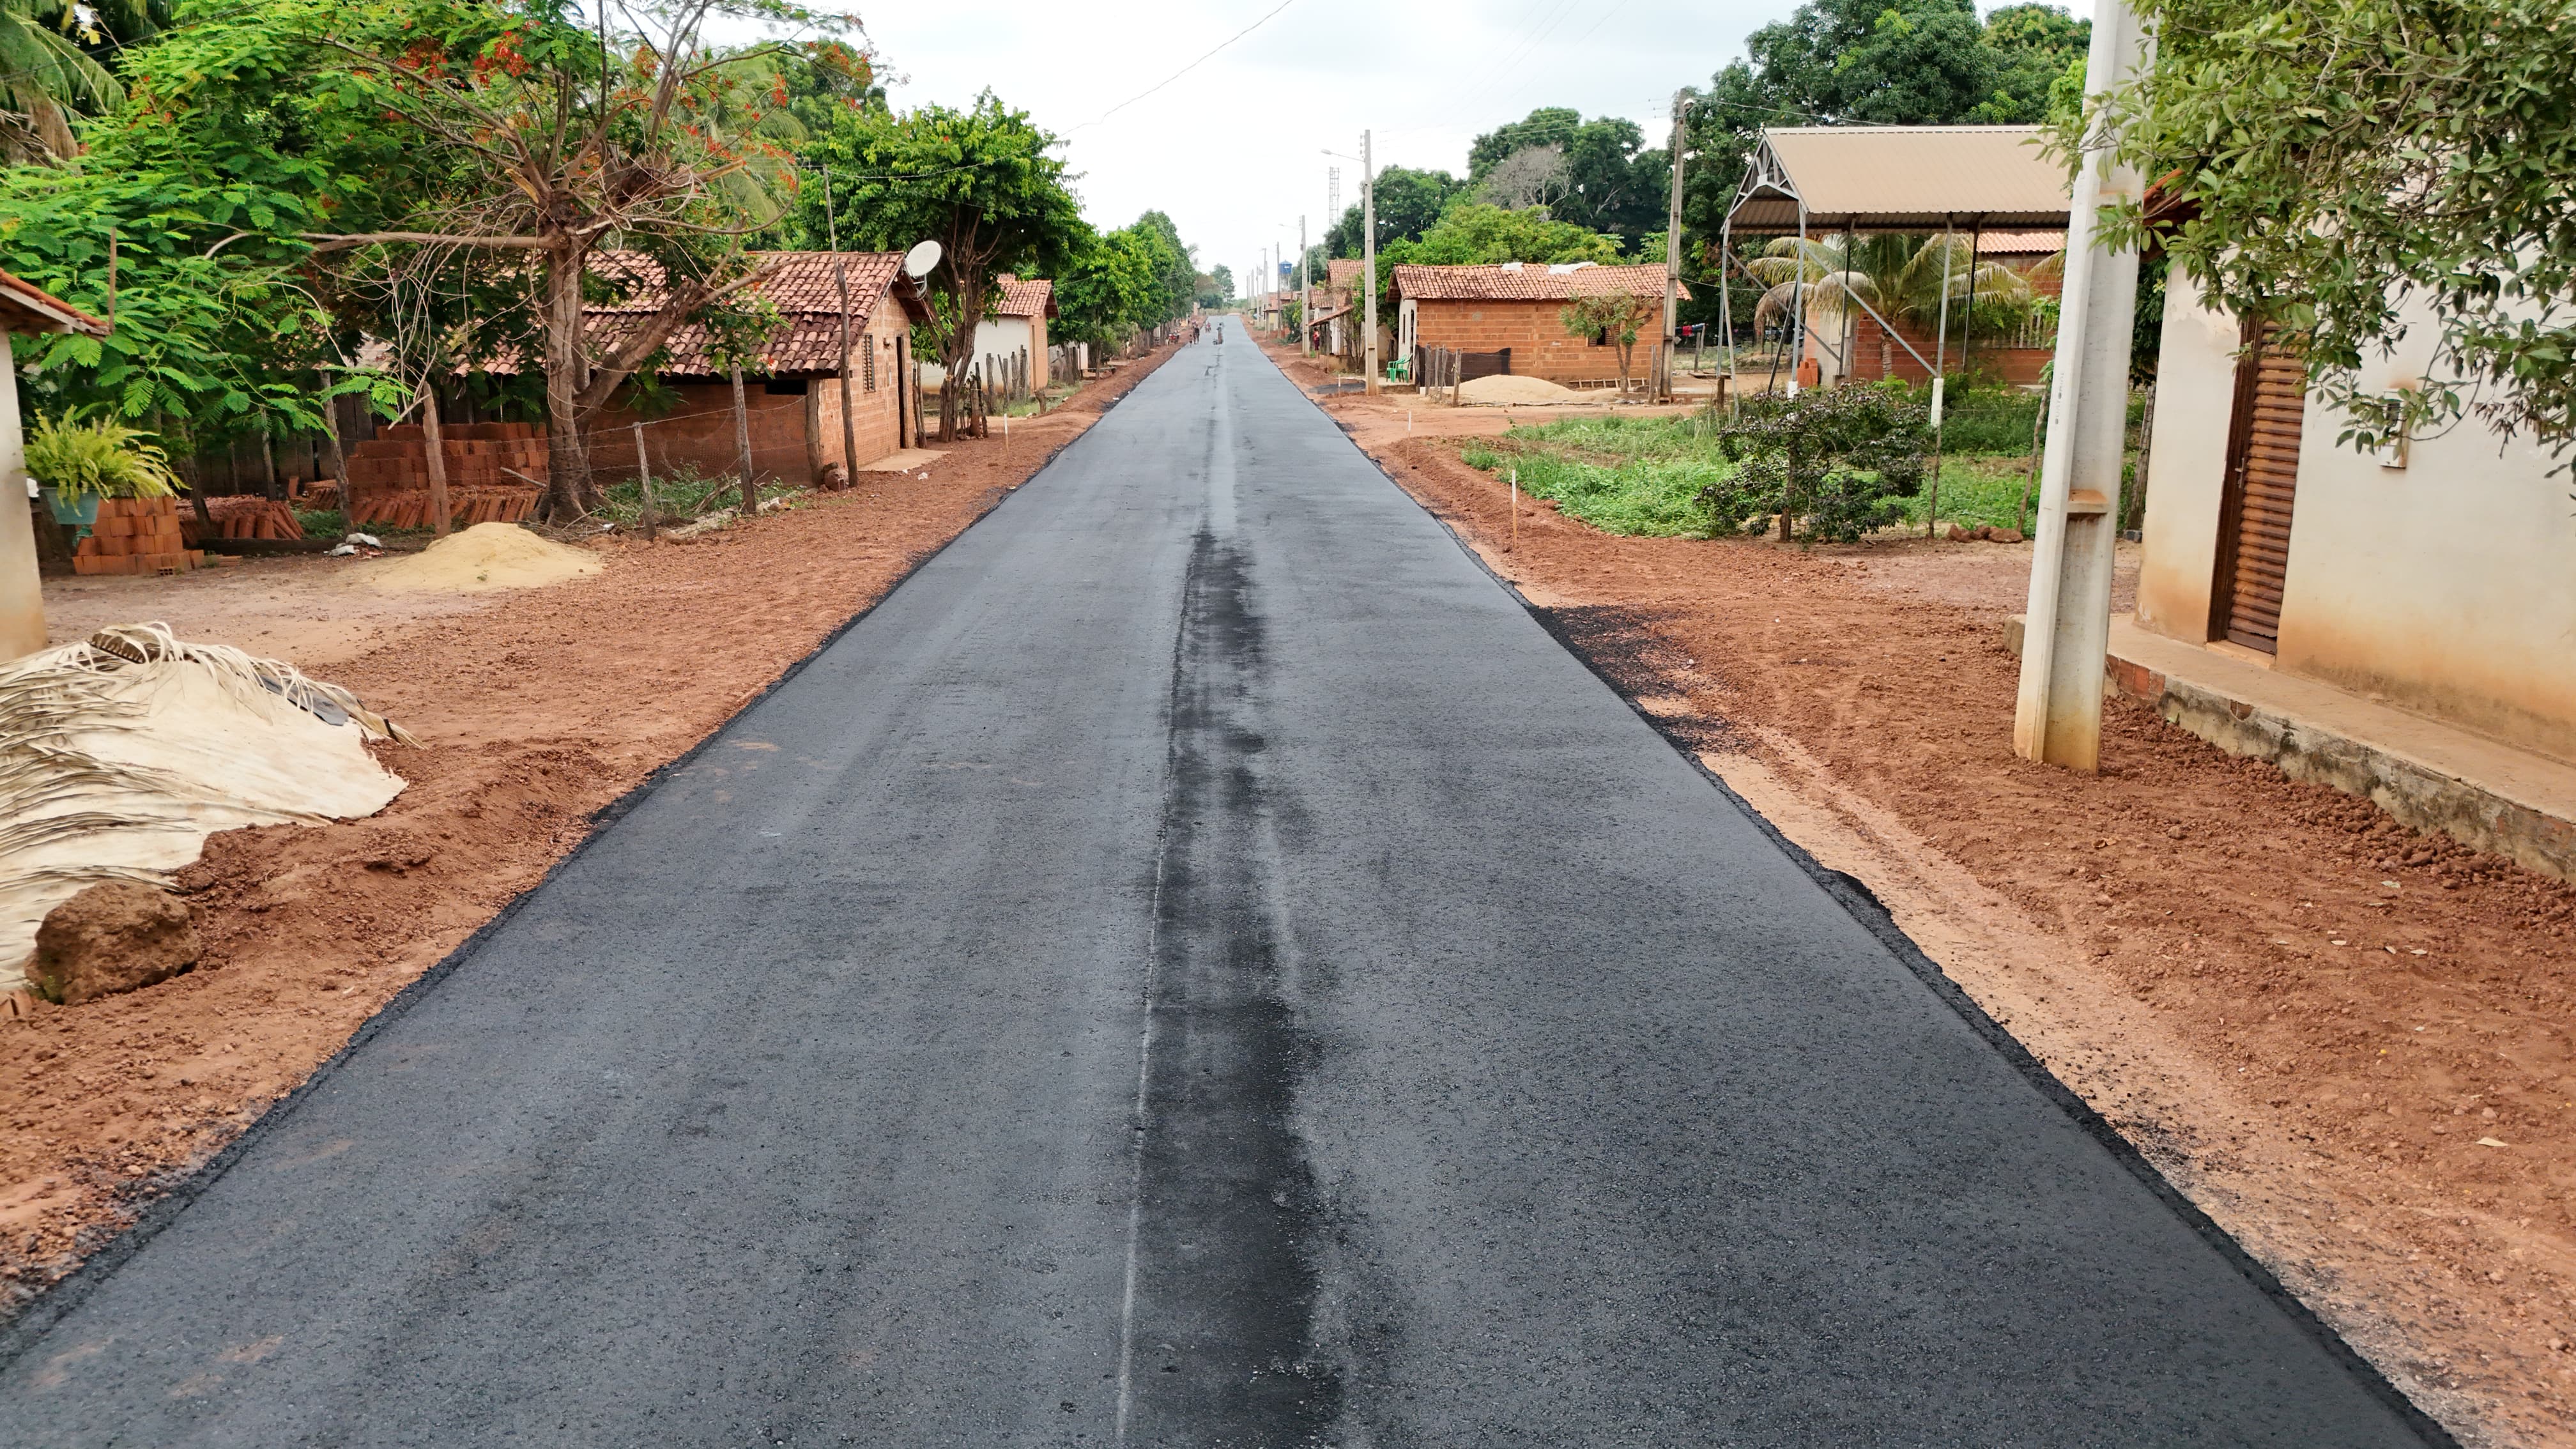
[1464, 403, 2139, 540]
[295, 508, 344, 540]
[1462, 415, 1736, 537]
[1901, 456, 2038, 532]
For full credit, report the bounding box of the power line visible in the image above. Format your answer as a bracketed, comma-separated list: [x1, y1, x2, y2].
[1072, 0, 1301, 132]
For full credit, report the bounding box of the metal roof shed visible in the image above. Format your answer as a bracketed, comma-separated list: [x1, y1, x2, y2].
[1717, 126, 2073, 400]
[1727, 126, 2072, 234]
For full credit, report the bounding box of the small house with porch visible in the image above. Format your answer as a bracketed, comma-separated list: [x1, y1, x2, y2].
[969, 275, 1055, 395]
[585, 251, 932, 488]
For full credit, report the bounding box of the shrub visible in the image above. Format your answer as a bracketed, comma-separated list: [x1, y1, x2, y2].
[1703, 385, 1931, 543]
[25, 415, 180, 500]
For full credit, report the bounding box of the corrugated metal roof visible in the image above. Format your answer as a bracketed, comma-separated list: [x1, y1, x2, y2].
[1731, 127, 2071, 233]
[1391, 262, 1687, 302]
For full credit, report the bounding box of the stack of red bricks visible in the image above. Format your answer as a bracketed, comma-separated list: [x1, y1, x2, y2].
[72, 496, 211, 575]
[344, 421, 548, 530]
[191, 495, 307, 540]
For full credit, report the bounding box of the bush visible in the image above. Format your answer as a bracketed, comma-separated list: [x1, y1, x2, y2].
[25, 415, 180, 500]
[1703, 385, 1930, 543]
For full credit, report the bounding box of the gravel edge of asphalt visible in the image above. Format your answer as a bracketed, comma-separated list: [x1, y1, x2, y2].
[0, 387, 1147, 1371]
[1301, 395, 2464, 1449]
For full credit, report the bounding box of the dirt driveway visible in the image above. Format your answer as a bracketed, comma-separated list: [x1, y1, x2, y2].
[0, 345, 1179, 1311]
[1268, 342, 2575, 1449]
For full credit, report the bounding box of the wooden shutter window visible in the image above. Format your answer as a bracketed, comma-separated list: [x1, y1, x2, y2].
[2210, 321, 2306, 653]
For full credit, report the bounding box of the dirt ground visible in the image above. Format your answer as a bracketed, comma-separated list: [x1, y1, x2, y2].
[0, 342, 1181, 1314]
[1260, 341, 2576, 1449]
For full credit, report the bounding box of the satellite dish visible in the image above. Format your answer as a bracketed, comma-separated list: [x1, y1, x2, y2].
[902, 240, 942, 279]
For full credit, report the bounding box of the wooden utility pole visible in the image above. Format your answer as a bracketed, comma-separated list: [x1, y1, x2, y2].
[418, 385, 452, 539]
[1361, 130, 1379, 394]
[730, 363, 756, 516]
[1299, 214, 1311, 356]
[632, 422, 656, 541]
[824, 167, 862, 488]
[2014, 0, 2147, 772]
[1661, 91, 1687, 402]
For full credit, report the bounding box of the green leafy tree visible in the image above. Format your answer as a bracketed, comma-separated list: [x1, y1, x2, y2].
[1703, 385, 1931, 542]
[1054, 222, 1153, 348]
[2081, 0, 2576, 469]
[786, 91, 1084, 441]
[1323, 165, 1464, 258]
[0, 0, 135, 162]
[1469, 107, 1669, 248]
[1676, 0, 2083, 302]
[1560, 290, 1658, 394]
[1373, 202, 1623, 314]
[1195, 264, 1232, 309]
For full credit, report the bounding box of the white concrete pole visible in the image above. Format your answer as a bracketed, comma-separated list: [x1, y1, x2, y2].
[1362, 129, 1379, 394]
[1300, 214, 1311, 356]
[2012, 0, 2147, 772]
[0, 331, 43, 659]
[1662, 91, 1687, 403]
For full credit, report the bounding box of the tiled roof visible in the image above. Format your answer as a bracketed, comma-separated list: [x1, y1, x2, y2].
[1975, 229, 2065, 256]
[992, 273, 1056, 319]
[567, 250, 927, 378]
[1391, 262, 1687, 302]
[0, 266, 107, 336]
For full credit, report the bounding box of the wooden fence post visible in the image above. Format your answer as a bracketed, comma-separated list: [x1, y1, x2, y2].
[633, 422, 656, 542]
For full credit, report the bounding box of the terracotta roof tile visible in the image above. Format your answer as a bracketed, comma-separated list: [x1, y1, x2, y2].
[0, 266, 106, 336]
[577, 250, 925, 378]
[991, 273, 1056, 319]
[1391, 262, 1687, 302]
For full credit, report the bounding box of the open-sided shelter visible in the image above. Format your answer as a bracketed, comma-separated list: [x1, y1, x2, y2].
[1721, 126, 2071, 391]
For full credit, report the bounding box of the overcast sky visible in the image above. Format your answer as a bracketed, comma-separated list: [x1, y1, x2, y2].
[851, 0, 1816, 293]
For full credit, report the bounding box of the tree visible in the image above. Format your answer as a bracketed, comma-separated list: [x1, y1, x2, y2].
[1702, 385, 1930, 542]
[788, 92, 1085, 441]
[2083, 0, 2576, 470]
[1560, 291, 1658, 394]
[1739, 233, 2039, 366]
[0, 0, 383, 468]
[288, 0, 862, 516]
[1323, 165, 1462, 257]
[1470, 107, 1667, 248]
[1052, 211, 1201, 351]
[0, 0, 133, 162]
[1196, 264, 1232, 309]
[1979, 4, 2092, 122]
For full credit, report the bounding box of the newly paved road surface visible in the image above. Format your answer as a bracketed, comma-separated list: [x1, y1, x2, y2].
[0, 326, 2439, 1446]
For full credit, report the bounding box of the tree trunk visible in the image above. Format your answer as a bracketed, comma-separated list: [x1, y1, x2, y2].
[542, 240, 592, 519]
[1779, 441, 1796, 542]
[318, 390, 349, 536]
[731, 364, 757, 518]
[420, 383, 453, 540]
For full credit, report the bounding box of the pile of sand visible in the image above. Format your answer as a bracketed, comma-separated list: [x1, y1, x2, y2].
[368, 523, 602, 592]
[1457, 374, 1584, 405]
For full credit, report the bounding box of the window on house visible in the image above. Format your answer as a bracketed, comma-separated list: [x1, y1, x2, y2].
[863, 345, 877, 392]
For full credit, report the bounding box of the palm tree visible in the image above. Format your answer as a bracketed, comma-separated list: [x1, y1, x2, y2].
[0, 0, 153, 163]
[1744, 232, 2041, 376]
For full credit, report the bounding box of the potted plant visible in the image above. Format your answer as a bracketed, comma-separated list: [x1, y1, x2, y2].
[26, 414, 181, 532]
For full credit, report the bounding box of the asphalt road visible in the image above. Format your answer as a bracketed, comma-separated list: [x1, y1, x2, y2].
[0, 323, 2441, 1447]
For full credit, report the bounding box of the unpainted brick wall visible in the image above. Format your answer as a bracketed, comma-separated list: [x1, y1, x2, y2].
[1411, 300, 1639, 384]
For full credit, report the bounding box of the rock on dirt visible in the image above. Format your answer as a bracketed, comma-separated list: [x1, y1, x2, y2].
[30, 882, 199, 1006]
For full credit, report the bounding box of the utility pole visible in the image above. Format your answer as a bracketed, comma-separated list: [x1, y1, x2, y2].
[1660, 90, 1688, 402]
[1328, 167, 1340, 224]
[1300, 214, 1310, 355]
[1361, 129, 1379, 393]
[2013, 0, 2147, 772]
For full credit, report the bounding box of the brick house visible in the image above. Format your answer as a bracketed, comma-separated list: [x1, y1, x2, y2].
[969, 275, 1055, 393]
[585, 251, 932, 487]
[1389, 263, 1687, 387]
